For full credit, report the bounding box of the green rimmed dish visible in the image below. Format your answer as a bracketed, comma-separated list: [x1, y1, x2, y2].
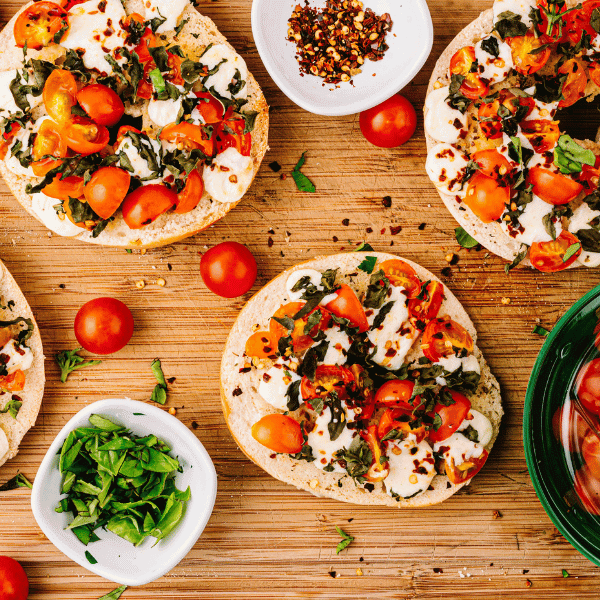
[524, 283, 600, 566]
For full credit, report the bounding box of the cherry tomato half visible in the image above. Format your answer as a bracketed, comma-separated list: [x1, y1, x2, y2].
[251, 414, 303, 454]
[43, 69, 78, 123]
[374, 379, 418, 410]
[421, 317, 474, 362]
[520, 119, 561, 153]
[43, 174, 85, 201]
[84, 167, 131, 220]
[361, 425, 389, 482]
[14, 1, 68, 50]
[0, 370, 25, 392]
[74, 297, 134, 355]
[428, 390, 471, 443]
[121, 184, 177, 230]
[526, 166, 584, 205]
[77, 84, 125, 127]
[582, 430, 600, 479]
[215, 118, 251, 156]
[464, 172, 509, 223]
[576, 358, 600, 416]
[0, 556, 29, 600]
[61, 116, 110, 155]
[0, 124, 21, 160]
[324, 284, 369, 333]
[558, 59, 588, 108]
[245, 330, 276, 359]
[162, 122, 215, 156]
[376, 408, 427, 443]
[529, 230, 582, 272]
[471, 150, 511, 180]
[477, 90, 534, 140]
[408, 280, 444, 322]
[445, 447, 489, 484]
[449, 46, 489, 99]
[269, 303, 332, 354]
[301, 365, 355, 403]
[195, 91, 225, 124]
[31, 118, 68, 177]
[359, 94, 417, 148]
[379, 259, 421, 298]
[508, 32, 551, 76]
[200, 241, 257, 298]
[175, 168, 204, 214]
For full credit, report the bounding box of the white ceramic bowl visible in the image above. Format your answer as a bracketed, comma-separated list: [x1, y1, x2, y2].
[31, 399, 217, 586]
[251, 0, 433, 116]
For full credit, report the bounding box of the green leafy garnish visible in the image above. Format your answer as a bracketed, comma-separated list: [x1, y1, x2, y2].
[150, 358, 168, 405]
[533, 324, 551, 337]
[354, 242, 374, 252]
[505, 245, 528, 273]
[563, 242, 582, 262]
[335, 526, 354, 554]
[149, 68, 166, 94]
[562, 569, 570, 578]
[0, 399, 22, 419]
[0, 473, 33, 491]
[357, 256, 377, 274]
[291, 152, 316, 193]
[554, 135, 595, 174]
[55, 348, 102, 383]
[98, 586, 128, 600]
[455, 227, 479, 249]
[85, 550, 98, 564]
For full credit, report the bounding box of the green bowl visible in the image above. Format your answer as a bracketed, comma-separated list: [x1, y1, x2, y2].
[524, 283, 600, 566]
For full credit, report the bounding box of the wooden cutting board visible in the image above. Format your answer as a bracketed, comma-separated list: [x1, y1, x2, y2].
[1, 0, 600, 597]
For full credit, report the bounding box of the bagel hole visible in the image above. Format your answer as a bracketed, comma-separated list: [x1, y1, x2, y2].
[555, 94, 600, 144]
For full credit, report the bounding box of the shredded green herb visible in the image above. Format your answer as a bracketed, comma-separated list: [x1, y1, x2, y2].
[532, 324, 550, 337]
[0, 473, 33, 491]
[55, 348, 102, 383]
[291, 152, 316, 193]
[150, 358, 168, 405]
[335, 526, 355, 554]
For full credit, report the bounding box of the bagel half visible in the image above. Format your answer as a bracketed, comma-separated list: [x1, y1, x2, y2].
[221, 252, 503, 507]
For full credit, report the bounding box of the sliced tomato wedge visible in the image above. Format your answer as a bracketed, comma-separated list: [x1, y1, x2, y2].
[421, 317, 474, 362]
[378, 259, 421, 298]
[43, 174, 85, 201]
[529, 230, 582, 272]
[195, 91, 225, 124]
[61, 116, 110, 156]
[377, 408, 427, 443]
[175, 168, 204, 214]
[558, 59, 588, 108]
[244, 330, 277, 359]
[161, 122, 215, 156]
[374, 379, 418, 410]
[31, 119, 68, 177]
[445, 448, 489, 484]
[361, 425, 390, 482]
[508, 32, 551, 75]
[301, 365, 356, 403]
[408, 281, 444, 322]
[471, 149, 511, 180]
[14, 1, 69, 50]
[43, 69, 78, 123]
[526, 166, 584, 205]
[519, 119, 560, 153]
[324, 284, 369, 333]
[0, 369, 25, 392]
[427, 390, 471, 443]
[216, 118, 251, 157]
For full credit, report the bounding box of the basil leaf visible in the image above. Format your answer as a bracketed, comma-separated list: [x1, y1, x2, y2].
[576, 227, 600, 252]
[335, 436, 372, 482]
[89, 414, 125, 432]
[480, 36, 500, 57]
[455, 226, 479, 248]
[446, 74, 470, 113]
[149, 68, 166, 94]
[554, 134, 596, 174]
[301, 340, 329, 381]
[461, 425, 479, 443]
[240, 110, 259, 134]
[335, 525, 354, 554]
[354, 242, 374, 252]
[0, 473, 33, 491]
[592, 7, 600, 32]
[286, 379, 302, 411]
[364, 270, 390, 309]
[0, 316, 34, 345]
[328, 395, 346, 441]
[504, 245, 528, 273]
[0, 399, 22, 419]
[357, 256, 377, 274]
[532, 324, 550, 336]
[55, 348, 102, 383]
[563, 242, 581, 262]
[372, 301, 395, 330]
[493, 11, 528, 39]
[174, 17, 190, 36]
[542, 213, 557, 240]
[292, 151, 316, 193]
[85, 550, 98, 564]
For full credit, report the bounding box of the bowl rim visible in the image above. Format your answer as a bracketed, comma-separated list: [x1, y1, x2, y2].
[30, 398, 217, 586]
[524, 283, 600, 567]
[250, 0, 434, 116]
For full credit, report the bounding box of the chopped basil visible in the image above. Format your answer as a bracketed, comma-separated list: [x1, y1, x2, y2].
[175, 18, 190, 36]
[301, 340, 329, 381]
[150, 358, 168, 405]
[289, 421, 314, 461]
[0, 473, 33, 491]
[504, 245, 528, 273]
[181, 58, 205, 83]
[357, 256, 377, 274]
[533, 72, 567, 104]
[335, 526, 354, 554]
[328, 395, 346, 441]
[149, 68, 166, 94]
[148, 45, 171, 72]
[227, 68, 246, 96]
[480, 36, 500, 57]
[55, 348, 102, 383]
[542, 213, 557, 240]
[85, 551, 98, 565]
[576, 228, 600, 252]
[354, 242, 374, 252]
[592, 7, 600, 32]
[372, 301, 395, 330]
[563, 242, 581, 262]
[532, 324, 550, 337]
[286, 379, 302, 411]
[554, 135, 596, 174]
[455, 227, 479, 249]
[493, 10, 528, 39]
[0, 317, 34, 345]
[240, 110, 259, 134]
[461, 425, 479, 443]
[446, 74, 470, 113]
[562, 569, 570, 578]
[363, 270, 390, 309]
[335, 436, 372, 483]
[291, 152, 316, 193]
[98, 585, 128, 600]
[0, 399, 22, 419]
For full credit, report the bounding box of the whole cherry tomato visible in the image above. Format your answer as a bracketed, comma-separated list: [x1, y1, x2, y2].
[0, 556, 29, 600]
[77, 84, 125, 127]
[529, 231, 582, 272]
[14, 1, 68, 50]
[200, 241, 257, 298]
[359, 94, 417, 148]
[251, 414, 303, 453]
[84, 167, 131, 219]
[121, 184, 177, 229]
[74, 298, 134, 355]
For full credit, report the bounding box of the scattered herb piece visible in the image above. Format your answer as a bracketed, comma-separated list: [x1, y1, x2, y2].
[357, 256, 377, 274]
[150, 358, 168, 404]
[354, 242, 374, 252]
[268, 161, 281, 172]
[505, 245, 528, 273]
[0, 473, 33, 491]
[98, 586, 128, 600]
[563, 242, 581, 262]
[0, 399, 22, 419]
[125, 249, 133, 254]
[335, 526, 355, 554]
[554, 135, 596, 174]
[455, 227, 479, 249]
[532, 324, 550, 337]
[562, 569, 570, 578]
[55, 348, 102, 383]
[85, 551, 98, 564]
[291, 152, 316, 193]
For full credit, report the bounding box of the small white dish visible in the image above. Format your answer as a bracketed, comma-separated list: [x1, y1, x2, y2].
[31, 398, 217, 586]
[251, 0, 433, 116]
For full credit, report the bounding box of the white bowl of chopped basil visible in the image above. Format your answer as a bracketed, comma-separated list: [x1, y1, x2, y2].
[31, 398, 217, 586]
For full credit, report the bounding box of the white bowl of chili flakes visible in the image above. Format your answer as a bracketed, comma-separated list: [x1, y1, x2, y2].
[251, 0, 433, 116]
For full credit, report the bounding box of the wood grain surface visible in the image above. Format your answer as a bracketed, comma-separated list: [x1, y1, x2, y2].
[1, 0, 599, 597]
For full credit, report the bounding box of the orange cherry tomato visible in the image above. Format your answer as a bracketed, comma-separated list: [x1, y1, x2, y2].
[471, 149, 512, 180]
[428, 390, 471, 443]
[194, 91, 225, 124]
[421, 317, 474, 362]
[450, 46, 476, 76]
[31, 119, 68, 177]
[61, 116, 110, 155]
[445, 447, 489, 484]
[377, 408, 427, 443]
[0, 124, 21, 160]
[477, 90, 534, 140]
[14, 1, 69, 50]
[464, 172, 510, 223]
[216, 118, 251, 157]
[43, 69, 78, 124]
[362, 425, 389, 482]
[121, 184, 177, 229]
[269, 303, 332, 354]
[161, 122, 215, 156]
[558, 59, 588, 108]
[43, 174, 85, 201]
[300, 365, 355, 403]
[324, 284, 369, 333]
[408, 281, 445, 322]
[520, 119, 561, 153]
[378, 259, 421, 298]
[529, 230, 582, 272]
[251, 414, 303, 454]
[83, 167, 131, 219]
[449, 46, 489, 100]
[245, 331, 276, 359]
[526, 166, 584, 205]
[77, 84, 125, 127]
[175, 168, 204, 214]
[508, 32, 551, 76]
[374, 379, 418, 410]
[0, 369, 25, 392]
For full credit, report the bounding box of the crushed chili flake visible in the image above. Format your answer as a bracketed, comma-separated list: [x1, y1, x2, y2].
[333, 235, 339, 242]
[268, 237, 274, 247]
[287, 0, 393, 84]
[418, 223, 426, 230]
[382, 196, 392, 207]
[366, 227, 373, 233]
[329, 571, 337, 578]
[525, 580, 532, 588]
[441, 266, 452, 277]
[191, 421, 199, 429]
[389, 225, 402, 235]
[268, 228, 275, 234]
[433, 568, 443, 574]
[232, 387, 243, 396]
[342, 218, 350, 226]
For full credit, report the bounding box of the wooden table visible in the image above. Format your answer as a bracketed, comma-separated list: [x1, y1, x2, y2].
[1, 0, 600, 597]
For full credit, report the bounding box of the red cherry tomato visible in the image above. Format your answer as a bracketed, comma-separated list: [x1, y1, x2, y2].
[508, 32, 551, 75]
[124, 13, 157, 63]
[0, 370, 25, 392]
[408, 280, 444, 322]
[121, 184, 177, 229]
[574, 465, 600, 514]
[527, 166, 584, 205]
[445, 447, 489, 484]
[576, 358, 600, 416]
[74, 298, 134, 355]
[43, 69, 78, 123]
[251, 414, 303, 454]
[60, 116, 110, 155]
[200, 242, 257, 298]
[43, 174, 85, 201]
[361, 425, 389, 482]
[529, 230, 582, 272]
[449, 46, 489, 99]
[428, 390, 471, 443]
[77, 84, 125, 127]
[195, 91, 225, 124]
[374, 379, 418, 410]
[421, 317, 474, 362]
[520, 119, 561, 153]
[301, 365, 355, 403]
[269, 303, 332, 354]
[84, 167, 131, 220]
[477, 90, 534, 140]
[324, 284, 369, 333]
[558, 59, 588, 108]
[376, 408, 427, 442]
[0, 556, 29, 600]
[378, 259, 421, 298]
[582, 430, 600, 479]
[464, 172, 510, 223]
[471, 150, 511, 180]
[216, 118, 251, 156]
[14, 1, 69, 50]
[175, 168, 204, 214]
[359, 94, 417, 148]
[161, 122, 215, 156]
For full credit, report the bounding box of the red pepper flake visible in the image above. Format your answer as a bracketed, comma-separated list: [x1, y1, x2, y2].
[280, 173, 287, 180]
[328, 571, 337, 578]
[333, 236, 339, 242]
[268, 228, 275, 234]
[191, 421, 199, 429]
[433, 568, 443, 574]
[167, 377, 176, 384]
[441, 267, 452, 277]
[525, 580, 532, 588]
[389, 225, 402, 235]
[342, 218, 350, 226]
[366, 227, 373, 233]
[418, 223, 426, 230]
[268, 237, 274, 247]
[382, 196, 392, 207]
[232, 387, 243, 396]
[380, 228, 386, 234]
[493, 510, 502, 519]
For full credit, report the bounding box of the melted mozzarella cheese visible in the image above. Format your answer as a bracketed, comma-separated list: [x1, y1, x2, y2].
[367, 285, 416, 370]
[0, 70, 44, 118]
[425, 87, 467, 144]
[204, 147, 253, 203]
[148, 97, 182, 127]
[384, 438, 435, 499]
[61, 0, 127, 74]
[434, 354, 480, 385]
[0, 339, 33, 375]
[144, 0, 190, 33]
[434, 432, 485, 464]
[321, 328, 351, 365]
[569, 203, 600, 233]
[526, 150, 558, 171]
[493, 0, 537, 27]
[116, 135, 161, 180]
[258, 359, 301, 411]
[474, 36, 513, 84]
[200, 44, 249, 100]
[500, 193, 562, 246]
[0, 428, 8, 463]
[4, 125, 36, 178]
[425, 143, 469, 196]
[31, 193, 83, 237]
[576, 250, 600, 268]
[523, 87, 559, 120]
[286, 269, 323, 301]
[457, 409, 493, 447]
[588, 34, 600, 54]
[308, 404, 357, 473]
